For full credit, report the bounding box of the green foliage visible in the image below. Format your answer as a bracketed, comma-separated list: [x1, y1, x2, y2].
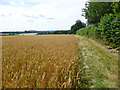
[24, 30, 31, 33]
[76, 25, 92, 36]
[37, 30, 70, 35]
[98, 13, 120, 48]
[111, 2, 120, 14]
[52, 30, 69, 34]
[77, 14, 120, 48]
[82, 2, 113, 24]
[9, 33, 15, 36]
[70, 20, 86, 34]
[78, 2, 120, 48]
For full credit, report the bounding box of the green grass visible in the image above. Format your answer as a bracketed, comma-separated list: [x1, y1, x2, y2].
[76, 35, 118, 88]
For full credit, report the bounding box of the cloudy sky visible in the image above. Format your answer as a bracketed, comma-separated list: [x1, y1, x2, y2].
[0, 0, 88, 31]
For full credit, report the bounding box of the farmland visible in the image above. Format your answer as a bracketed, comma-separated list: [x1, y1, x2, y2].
[1, 1, 119, 89]
[1, 34, 118, 88]
[18, 33, 37, 36]
[2, 35, 78, 88]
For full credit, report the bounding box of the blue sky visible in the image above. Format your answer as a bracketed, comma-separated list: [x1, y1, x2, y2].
[0, 0, 88, 31]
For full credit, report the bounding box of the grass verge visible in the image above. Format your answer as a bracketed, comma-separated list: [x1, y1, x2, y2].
[76, 35, 118, 88]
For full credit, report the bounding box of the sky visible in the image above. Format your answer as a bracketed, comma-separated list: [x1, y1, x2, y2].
[0, 0, 88, 31]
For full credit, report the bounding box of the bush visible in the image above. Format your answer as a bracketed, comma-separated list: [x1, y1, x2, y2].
[76, 25, 92, 36]
[76, 13, 120, 48]
[98, 13, 120, 47]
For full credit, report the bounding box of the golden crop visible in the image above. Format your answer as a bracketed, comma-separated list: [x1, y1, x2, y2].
[2, 35, 79, 88]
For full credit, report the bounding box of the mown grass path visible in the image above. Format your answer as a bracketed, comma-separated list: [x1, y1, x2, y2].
[75, 35, 118, 88]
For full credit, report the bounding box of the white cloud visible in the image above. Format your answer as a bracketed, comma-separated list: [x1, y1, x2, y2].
[9, 1, 16, 5]
[20, 1, 25, 5]
[0, 0, 88, 31]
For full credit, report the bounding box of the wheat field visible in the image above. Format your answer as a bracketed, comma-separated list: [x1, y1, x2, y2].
[2, 35, 79, 88]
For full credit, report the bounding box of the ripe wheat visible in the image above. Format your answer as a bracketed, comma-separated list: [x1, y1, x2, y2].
[2, 35, 78, 88]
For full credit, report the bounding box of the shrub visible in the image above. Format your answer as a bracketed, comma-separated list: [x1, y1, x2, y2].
[98, 13, 120, 47]
[77, 13, 120, 48]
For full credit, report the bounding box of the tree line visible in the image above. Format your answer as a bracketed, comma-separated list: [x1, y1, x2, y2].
[77, 2, 120, 48]
[37, 20, 86, 35]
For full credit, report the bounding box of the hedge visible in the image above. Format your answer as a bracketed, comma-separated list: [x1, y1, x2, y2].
[76, 13, 120, 48]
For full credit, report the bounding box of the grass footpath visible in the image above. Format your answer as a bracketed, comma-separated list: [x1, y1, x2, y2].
[75, 35, 118, 88]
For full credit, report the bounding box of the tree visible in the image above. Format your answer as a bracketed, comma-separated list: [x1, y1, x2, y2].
[112, 2, 120, 14]
[82, 2, 113, 25]
[70, 20, 86, 34]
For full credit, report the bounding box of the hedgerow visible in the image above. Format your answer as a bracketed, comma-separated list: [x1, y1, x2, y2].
[76, 13, 120, 48]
